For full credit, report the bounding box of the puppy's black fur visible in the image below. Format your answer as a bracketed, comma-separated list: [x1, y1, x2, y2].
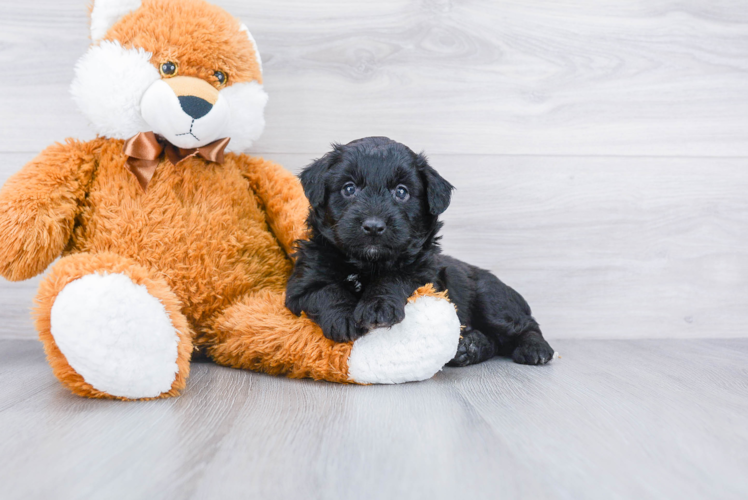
[285, 137, 554, 366]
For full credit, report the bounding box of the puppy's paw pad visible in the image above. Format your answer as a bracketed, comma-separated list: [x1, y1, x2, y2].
[447, 341, 474, 367]
[447, 330, 494, 367]
[511, 338, 555, 365]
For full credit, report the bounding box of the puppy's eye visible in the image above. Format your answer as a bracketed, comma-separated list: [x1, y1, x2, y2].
[393, 185, 410, 202]
[341, 182, 358, 198]
[214, 70, 228, 87]
[160, 61, 178, 77]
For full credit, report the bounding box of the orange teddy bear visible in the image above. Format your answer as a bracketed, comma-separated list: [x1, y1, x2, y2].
[0, 0, 461, 400]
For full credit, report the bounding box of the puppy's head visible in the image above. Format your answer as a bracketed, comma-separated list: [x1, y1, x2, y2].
[300, 137, 453, 263]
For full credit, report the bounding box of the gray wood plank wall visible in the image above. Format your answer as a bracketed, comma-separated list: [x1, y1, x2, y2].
[0, 0, 746, 340]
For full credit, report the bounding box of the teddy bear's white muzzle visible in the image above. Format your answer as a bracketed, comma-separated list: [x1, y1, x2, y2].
[140, 78, 230, 149]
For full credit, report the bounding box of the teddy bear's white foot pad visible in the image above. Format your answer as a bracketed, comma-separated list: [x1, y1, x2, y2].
[50, 272, 180, 399]
[347, 295, 461, 384]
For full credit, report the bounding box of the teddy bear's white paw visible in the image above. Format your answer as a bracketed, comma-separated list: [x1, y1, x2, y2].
[50, 272, 181, 399]
[347, 294, 461, 384]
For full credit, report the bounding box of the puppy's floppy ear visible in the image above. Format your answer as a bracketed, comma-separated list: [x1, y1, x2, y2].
[299, 145, 342, 208]
[415, 153, 454, 215]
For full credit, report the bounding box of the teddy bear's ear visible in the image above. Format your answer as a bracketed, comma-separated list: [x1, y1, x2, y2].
[90, 0, 142, 41]
[239, 23, 263, 74]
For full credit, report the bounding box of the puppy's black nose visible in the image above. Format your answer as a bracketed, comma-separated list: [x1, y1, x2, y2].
[178, 95, 213, 119]
[362, 217, 386, 236]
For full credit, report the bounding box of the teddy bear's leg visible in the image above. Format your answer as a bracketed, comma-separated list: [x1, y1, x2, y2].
[35, 252, 193, 400]
[206, 285, 461, 384]
[346, 285, 462, 384]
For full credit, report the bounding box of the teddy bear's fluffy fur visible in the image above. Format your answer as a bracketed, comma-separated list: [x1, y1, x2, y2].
[2, 136, 353, 397]
[0, 0, 461, 399]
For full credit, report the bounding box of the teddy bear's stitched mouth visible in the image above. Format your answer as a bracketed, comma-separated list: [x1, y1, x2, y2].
[175, 119, 200, 142]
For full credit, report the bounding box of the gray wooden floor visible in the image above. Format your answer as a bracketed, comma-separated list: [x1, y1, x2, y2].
[2, 338, 747, 500]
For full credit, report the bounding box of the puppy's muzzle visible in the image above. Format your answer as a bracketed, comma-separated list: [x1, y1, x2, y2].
[362, 217, 386, 236]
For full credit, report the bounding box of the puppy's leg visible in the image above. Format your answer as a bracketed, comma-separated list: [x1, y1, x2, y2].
[286, 283, 366, 342]
[509, 330, 555, 365]
[472, 271, 555, 365]
[447, 329, 497, 367]
[353, 276, 420, 330]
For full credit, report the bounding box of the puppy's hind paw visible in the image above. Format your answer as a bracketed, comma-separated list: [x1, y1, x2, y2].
[511, 332, 555, 365]
[447, 329, 497, 367]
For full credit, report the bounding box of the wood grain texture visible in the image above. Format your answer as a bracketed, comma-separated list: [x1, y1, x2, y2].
[231, 153, 748, 340]
[0, 0, 747, 155]
[0, 152, 745, 340]
[2, 3, 746, 496]
[0, 0, 746, 340]
[1, 338, 747, 500]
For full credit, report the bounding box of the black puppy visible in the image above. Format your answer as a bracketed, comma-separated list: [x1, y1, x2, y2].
[285, 137, 554, 366]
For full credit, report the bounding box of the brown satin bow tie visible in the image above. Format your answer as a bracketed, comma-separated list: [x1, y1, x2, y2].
[123, 131, 231, 191]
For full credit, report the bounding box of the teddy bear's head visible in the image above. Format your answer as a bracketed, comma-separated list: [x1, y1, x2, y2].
[71, 0, 267, 152]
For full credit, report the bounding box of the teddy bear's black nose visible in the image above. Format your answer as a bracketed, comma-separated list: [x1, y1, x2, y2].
[178, 96, 213, 119]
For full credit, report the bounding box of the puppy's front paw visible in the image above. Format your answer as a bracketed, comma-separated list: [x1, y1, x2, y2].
[512, 332, 555, 365]
[321, 314, 367, 343]
[354, 296, 406, 330]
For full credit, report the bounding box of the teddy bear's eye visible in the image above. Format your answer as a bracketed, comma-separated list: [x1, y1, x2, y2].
[214, 71, 228, 87]
[160, 61, 178, 77]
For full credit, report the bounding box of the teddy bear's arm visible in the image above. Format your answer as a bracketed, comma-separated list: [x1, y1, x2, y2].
[0, 140, 97, 281]
[241, 157, 310, 257]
